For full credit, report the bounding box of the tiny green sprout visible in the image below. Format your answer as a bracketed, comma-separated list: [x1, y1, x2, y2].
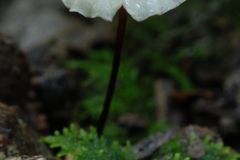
[189, 132, 196, 144]
[174, 153, 181, 160]
[54, 130, 61, 136]
[99, 149, 104, 154]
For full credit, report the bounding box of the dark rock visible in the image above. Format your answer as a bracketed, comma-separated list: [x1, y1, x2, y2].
[0, 33, 30, 106]
[0, 103, 54, 159]
[30, 44, 80, 132]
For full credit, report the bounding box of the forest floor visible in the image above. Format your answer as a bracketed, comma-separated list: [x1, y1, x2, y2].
[1, 0, 240, 159]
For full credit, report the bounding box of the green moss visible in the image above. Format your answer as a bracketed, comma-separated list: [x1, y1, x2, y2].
[159, 135, 189, 160]
[201, 136, 240, 160]
[159, 133, 240, 160]
[40, 124, 136, 160]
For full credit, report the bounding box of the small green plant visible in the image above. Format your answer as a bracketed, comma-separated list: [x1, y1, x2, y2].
[40, 124, 136, 160]
[201, 136, 240, 160]
[159, 133, 240, 160]
[163, 153, 190, 160]
[159, 135, 189, 160]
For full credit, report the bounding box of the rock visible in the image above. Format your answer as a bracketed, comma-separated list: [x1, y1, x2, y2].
[4, 155, 46, 160]
[132, 125, 222, 159]
[224, 69, 240, 106]
[181, 125, 221, 159]
[30, 43, 80, 132]
[0, 33, 30, 106]
[187, 138, 205, 159]
[0, 103, 54, 160]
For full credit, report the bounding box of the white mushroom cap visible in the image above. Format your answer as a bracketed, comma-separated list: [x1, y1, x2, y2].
[62, 0, 186, 22]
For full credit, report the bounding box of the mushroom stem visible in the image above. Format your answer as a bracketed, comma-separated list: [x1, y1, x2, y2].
[97, 7, 127, 137]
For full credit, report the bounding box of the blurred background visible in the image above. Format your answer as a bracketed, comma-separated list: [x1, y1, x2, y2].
[1, 0, 240, 153]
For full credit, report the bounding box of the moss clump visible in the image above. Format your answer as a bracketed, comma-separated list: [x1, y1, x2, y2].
[159, 133, 240, 160]
[40, 124, 136, 160]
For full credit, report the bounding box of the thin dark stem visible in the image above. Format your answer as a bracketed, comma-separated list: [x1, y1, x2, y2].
[97, 7, 127, 137]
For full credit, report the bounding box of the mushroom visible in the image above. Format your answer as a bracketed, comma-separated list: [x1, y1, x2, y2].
[62, 0, 186, 136]
[62, 0, 185, 22]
